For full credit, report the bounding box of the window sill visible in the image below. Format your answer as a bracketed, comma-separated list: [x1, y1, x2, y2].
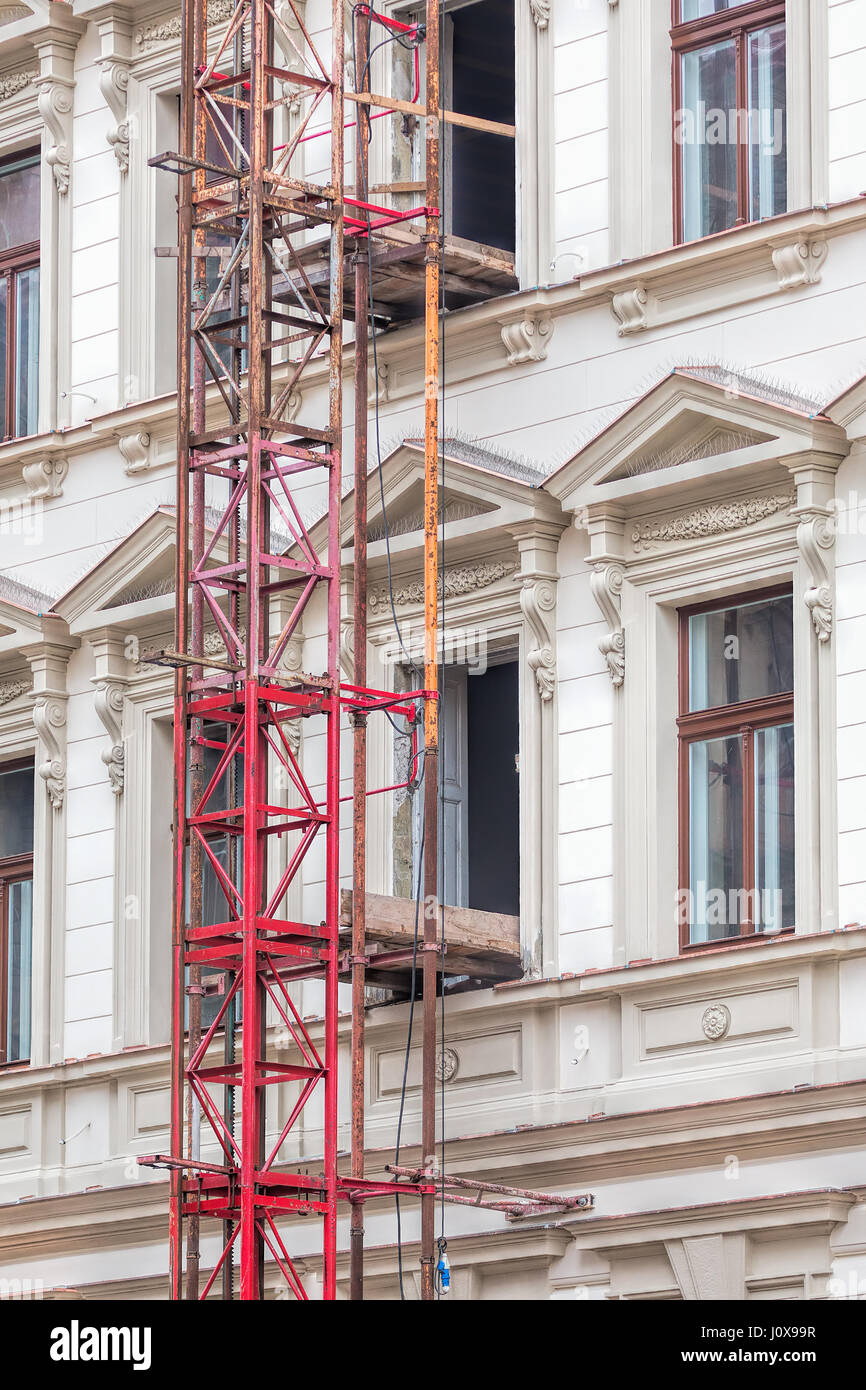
[681, 927, 795, 954]
[572, 195, 866, 338]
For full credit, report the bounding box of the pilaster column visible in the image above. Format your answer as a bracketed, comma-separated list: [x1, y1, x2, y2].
[24, 635, 76, 1067]
[33, 16, 84, 432]
[512, 520, 565, 976]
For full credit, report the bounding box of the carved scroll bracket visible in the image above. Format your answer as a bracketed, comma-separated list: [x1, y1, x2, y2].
[590, 563, 625, 686]
[32, 696, 68, 810]
[34, 74, 74, 195]
[519, 576, 557, 702]
[793, 506, 835, 643]
[93, 678, 128, 794]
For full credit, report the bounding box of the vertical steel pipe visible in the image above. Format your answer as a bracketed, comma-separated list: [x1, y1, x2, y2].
[420, 0, 441, 1305]
[349, 1, 371, 1305]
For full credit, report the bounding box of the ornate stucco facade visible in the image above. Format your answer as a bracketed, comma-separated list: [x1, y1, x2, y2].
[2, 0, 866, 1300]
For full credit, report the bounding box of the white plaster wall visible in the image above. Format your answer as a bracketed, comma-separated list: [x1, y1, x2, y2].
[555, 524, 614, 973]
[70, 24, 122, 426]
[835, 442, 866, 928]
[829, 0, 866, 201]
[552, 0, 609, 277]
[63, 642, 115, 1057]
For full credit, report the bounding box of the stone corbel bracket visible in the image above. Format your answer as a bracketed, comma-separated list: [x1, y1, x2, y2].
[529, 0, 551, 26]
[118, 430, 152, 474]
[99, 61, 130, 173]
[501, 313, 553, 366]
[590, 563, 625, 686]
[772, 239, 828, 291]
[32, 696, 67, 809]
[97, 15, 134, 174]
[367, 362, 390, 407]
[93, 678, 127, 794]
[794, 507, 834, 642]
[23, 455, 68, 498]
[610, 285, 649, 336]
[34, 74, 74, 195]
[519, 576, 557, 701]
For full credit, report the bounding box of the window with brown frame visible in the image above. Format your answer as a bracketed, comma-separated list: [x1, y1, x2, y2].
[0, 150, 40, 440]
[187, 720, 242, 1031]
[672, 0, 787, 244]
[0, 759, 34, 1065]
[677, 588, 794, 948]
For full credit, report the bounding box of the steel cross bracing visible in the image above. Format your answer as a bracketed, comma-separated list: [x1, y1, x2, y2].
[140, 0, 436, 1301]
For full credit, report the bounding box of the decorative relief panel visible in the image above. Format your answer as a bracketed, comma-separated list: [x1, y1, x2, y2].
[631, 491, 794, 552]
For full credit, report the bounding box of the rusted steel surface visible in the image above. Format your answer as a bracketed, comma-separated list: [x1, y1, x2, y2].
[349, 0, 370, 1306]
[420, 0, 442, 1305]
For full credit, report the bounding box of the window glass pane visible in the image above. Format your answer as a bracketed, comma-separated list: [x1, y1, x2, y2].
[688, 595, 793, 711]
[748, 23, 787, 221]
[0, 276, 7, 440]
[679, 40, 737, 241]
[755, 723, 795, 932]
[0, 156, 39, 252]
[14, 264, 38, 437]
[185, 836, 237, 1031]
[6, 878, 32, 1062]
[0, 764, 34, 859]
[689, 735, 743, 943]
[680, 0, 754, 19]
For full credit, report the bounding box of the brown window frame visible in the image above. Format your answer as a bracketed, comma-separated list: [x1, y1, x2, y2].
[0, 755, 35, 1067]
[0, 147, 40, 443]
[677, 584, 794, 953]
[671, 0, 787, 245]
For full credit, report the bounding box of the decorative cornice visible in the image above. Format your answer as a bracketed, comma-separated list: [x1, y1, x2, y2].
[32, 696, 67, 810]
[794, 508, 834, 643]
[93, 679, 127, 794]
[22, 455, 68, 499]
[631, 492, 794, 552]
[135, 0, 234, 48]
[589, 563, 625, 687]
[368, 560, 518, 614]
[519, 576, 556, 702]
[500, 313, 553, 366]
[0, 67, 36, 102]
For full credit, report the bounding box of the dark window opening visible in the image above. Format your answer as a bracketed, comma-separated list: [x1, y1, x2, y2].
[467, 659, 520, 916]
[415, 660, 520, 919]
[447, 0, 516, 252]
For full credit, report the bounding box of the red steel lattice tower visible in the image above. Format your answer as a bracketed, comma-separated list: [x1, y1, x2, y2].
[148, 0, 435, 1301]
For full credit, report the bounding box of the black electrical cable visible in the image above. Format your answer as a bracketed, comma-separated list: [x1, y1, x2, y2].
[349, 5, 431, 1296]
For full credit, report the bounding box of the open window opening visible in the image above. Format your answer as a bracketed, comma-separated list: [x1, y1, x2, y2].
[410, 657, 520, 919]
[392, 0, 516, 256]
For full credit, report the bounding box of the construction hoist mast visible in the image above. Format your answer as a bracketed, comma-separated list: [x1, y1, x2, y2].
[142, 0, 591, 1301]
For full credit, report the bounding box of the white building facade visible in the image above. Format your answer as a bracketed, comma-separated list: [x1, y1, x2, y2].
[1, 0, 866, 1300]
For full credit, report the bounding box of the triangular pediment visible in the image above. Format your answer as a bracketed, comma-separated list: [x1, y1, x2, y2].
[545, 368, 849, 513]
[53, 508, 178, 633]
[315, 439, 561, 562]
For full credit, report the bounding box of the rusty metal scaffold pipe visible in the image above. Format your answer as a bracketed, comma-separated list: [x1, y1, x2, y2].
[349, 0, 371, 1305]
[421, 0, 441, 1305]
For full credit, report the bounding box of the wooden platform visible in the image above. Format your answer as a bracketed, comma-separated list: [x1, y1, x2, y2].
[283, 226, 518, 325]
[339, 890, 522, 989]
